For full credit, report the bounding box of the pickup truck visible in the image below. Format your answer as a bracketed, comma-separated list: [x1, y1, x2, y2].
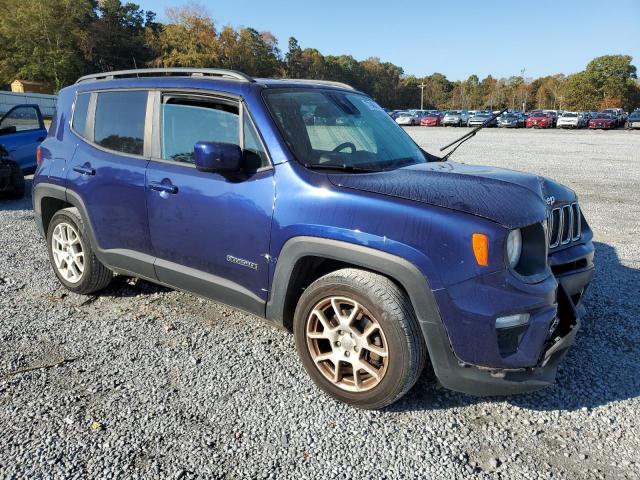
[0, 104, 47, 198]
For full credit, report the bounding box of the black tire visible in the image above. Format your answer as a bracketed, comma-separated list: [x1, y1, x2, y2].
[46, 207, 112, 294]
[7, 162, 25, 199]
[293, 268, 427, 409]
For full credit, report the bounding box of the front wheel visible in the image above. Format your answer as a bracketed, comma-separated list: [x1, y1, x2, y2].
[47, 208, 113, 294]
[293, 268, 427, 409]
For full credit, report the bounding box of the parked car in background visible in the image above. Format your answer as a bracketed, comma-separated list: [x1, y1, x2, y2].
[588, 112, 616, 129]
[542, 110, 558, 127]
[497, 113, 525, 128]
[626, 111, 640, 129]
[468, 111, 497, 127]
[0, 104, 47, 198]
[602, 108, 624, 127]
[557, 112, 584, 129]
[419, 112, 442, 126]
[395, 112, 420, 126]
[526, 112, 553, 129]
[442, 110, 469, 127]
[34, 68, 594, 409]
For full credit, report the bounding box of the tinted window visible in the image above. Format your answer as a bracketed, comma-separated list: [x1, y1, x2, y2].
[0, 105, 41, 131]
[243, 112, 269, 170]
[72, 93, 90, 137]
[94, 91, 147, 155]
[161, 97, 239, 164]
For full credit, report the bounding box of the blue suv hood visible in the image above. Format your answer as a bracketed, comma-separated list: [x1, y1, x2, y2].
[328, 161, 575, 229]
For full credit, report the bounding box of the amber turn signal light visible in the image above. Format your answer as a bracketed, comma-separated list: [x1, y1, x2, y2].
[472, 233, 489, 266]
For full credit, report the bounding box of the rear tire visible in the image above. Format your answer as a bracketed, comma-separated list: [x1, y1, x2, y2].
[8, 163, 25, 199]
[47, 208, 112, 294]
[293, 268, 426, 409]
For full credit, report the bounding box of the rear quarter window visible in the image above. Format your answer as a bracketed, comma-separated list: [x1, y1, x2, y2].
[71, 93, 90, 138]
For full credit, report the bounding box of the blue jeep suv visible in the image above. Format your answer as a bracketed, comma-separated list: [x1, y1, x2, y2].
[33, 68, 594, 409]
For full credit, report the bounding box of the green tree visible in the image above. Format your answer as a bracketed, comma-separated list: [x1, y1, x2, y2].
[284, 37, 304, 78]
[0, 0, 96, 91]
[420, 73, 453, 109]
[150, 4, 218, 68]
[85, 0, 155, 72]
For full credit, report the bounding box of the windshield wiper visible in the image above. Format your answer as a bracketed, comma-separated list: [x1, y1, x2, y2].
[438, 107, 508, 161]
[303, 163, 381, 173]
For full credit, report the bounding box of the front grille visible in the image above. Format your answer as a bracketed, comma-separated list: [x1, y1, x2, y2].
[547, 202, 581, 249]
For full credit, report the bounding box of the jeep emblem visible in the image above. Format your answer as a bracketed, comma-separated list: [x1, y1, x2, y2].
[545, 196, 556, 206]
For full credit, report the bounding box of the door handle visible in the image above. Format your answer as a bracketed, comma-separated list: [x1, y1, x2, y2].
[149, 181, 178, 195]
[73, 165, 95, 176]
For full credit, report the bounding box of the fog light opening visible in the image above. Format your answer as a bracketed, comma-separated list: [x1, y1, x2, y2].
[495, 313, 530, 329]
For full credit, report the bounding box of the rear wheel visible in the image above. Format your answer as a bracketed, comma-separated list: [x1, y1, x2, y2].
[293, 268, 426, 409]
[47, 208, 112, 294]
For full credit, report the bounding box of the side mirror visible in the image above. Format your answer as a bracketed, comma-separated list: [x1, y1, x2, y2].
[194, 141, 242, 173]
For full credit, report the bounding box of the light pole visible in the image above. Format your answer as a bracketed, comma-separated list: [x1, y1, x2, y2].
[418, 83, 427, 110]
[520, 68, 527, 112]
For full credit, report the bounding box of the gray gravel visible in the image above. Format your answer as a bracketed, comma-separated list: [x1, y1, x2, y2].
[1, 127, 639, 479]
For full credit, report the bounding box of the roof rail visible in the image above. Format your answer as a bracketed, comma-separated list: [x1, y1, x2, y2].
[75, 68, 254, 84]
[280, 78, 355, 90]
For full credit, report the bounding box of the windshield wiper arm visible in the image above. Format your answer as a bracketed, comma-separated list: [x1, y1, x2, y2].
[438, 107, 508, 161]
[303, 163, 381, 173]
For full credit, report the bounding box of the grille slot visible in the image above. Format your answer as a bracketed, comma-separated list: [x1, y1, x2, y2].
[547, 202, 581, 249]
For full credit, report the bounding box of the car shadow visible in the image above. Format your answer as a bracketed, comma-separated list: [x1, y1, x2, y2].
[390, 241, 640, 413]
[99, 275, 173, 298]
[0, 177, 33, 210]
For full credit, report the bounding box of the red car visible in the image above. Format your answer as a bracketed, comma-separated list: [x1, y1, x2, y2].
[419, 114, 442, 126]
[588, 113, 616, 130]
[525, 112, 553, 128]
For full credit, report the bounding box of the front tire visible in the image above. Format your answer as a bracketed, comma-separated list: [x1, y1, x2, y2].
[293, 268, 426, 409]
[47, 208, 112, 294]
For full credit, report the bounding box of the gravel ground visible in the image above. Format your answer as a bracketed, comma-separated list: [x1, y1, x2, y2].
[1, 128, 639, 479]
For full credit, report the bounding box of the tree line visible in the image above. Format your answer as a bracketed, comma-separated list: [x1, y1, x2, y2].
[1, 0, 638, 111]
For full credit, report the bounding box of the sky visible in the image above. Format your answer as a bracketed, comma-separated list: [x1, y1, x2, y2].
[136, 0, 640, 81]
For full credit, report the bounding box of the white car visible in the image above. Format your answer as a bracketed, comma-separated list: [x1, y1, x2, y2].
[557, 112, 583, 129]
[395, 113, 419, 126]
[626, 112, 640, 129]
[441, 110, 469, 127]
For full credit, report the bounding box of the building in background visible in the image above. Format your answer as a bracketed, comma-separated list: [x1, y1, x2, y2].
[10, 80, 53, 94]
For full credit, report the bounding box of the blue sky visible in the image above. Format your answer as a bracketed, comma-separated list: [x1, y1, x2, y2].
[136, 0, 640, 80]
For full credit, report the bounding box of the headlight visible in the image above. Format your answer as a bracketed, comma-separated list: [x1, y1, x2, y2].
[506, 229, 522, 268]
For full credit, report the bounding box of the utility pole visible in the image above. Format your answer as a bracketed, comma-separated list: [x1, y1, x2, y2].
[520, 68, 527, 112]
[418, 83, 427, 110]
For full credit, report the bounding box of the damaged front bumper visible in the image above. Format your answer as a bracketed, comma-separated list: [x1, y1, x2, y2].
[421, 240, 594, 396]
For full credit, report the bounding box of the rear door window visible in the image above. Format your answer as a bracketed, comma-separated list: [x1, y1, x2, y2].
[94, 91, 147, 155]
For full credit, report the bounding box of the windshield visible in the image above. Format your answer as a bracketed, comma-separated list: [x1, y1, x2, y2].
[474, 113, 491, 118]
[630, 113, 640, 119]
[264, 89, 427, 171]
[594, 113, 612, 119]
[562, 113, 577, 117]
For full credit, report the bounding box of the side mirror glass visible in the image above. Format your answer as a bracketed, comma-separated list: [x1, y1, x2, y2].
[194, 141, 242, 173]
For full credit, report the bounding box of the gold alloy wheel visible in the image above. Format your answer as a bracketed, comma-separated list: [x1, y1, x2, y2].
[306, 296, 389, 392]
